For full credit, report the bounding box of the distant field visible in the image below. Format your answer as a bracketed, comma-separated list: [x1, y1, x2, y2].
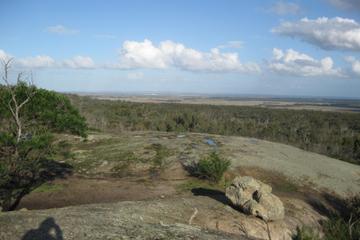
[69, 94, 360, 165]
[76, 93, 360, 113]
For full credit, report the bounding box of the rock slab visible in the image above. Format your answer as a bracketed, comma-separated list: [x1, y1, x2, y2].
[226, 176, 285, 221]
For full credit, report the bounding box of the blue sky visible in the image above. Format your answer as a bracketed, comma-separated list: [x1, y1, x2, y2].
[0, 0, 360, 97]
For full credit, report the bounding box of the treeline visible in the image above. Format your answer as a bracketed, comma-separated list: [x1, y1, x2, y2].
[69, 95, 360, 165]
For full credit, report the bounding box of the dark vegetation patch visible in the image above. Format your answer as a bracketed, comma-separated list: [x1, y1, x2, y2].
[32, 182, 65, 193]
[187, 152, 231, 183]
[69, 95, 360, 164]
[294, 194, 360, 240]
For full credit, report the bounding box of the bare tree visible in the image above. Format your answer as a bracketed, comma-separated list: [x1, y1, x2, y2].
[1, 59, 36, 149]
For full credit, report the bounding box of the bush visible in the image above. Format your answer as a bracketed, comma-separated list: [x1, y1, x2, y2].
[194, 152, 230, 183]
[321, 195, 360, 240]
[292, 226, 320, 240]
[322, 217, 360, 240]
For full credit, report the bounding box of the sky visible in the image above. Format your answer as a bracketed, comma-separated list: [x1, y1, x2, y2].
[0, 0, 360, 98]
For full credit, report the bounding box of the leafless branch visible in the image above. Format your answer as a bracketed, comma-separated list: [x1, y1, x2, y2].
[188, 207, 198, 225]
[1, 59, 36, 144]
[348, 213, 360, 239]
[265, 220, 272, 240]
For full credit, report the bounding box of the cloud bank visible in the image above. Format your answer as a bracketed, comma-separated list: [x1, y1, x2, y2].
[0, 50, 94, 69]
[0, 40, 260, 73]
[345, 56, 360, 76]
[273, 17, 360, 51]
[112, 39, 260, 73]
[62, 56, 95, 69]
[0, 38, 357, 79]
[17, 56, 56, 68]
[268, 48, 343, 77]
[0, 49, 11, 61]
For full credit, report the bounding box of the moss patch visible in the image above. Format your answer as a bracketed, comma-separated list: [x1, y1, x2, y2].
[32, 182, 64, 193]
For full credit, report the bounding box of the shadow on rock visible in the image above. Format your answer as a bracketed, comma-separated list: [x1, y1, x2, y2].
[191, 187, 231, 205]
[22, 217, 63, 240]
[38, 159, 73, 181]
[306, 192, 350, 219]
[1, 159, 73, 211]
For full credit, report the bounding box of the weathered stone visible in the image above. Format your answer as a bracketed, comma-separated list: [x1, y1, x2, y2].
[0, 200, 248, 240]
[226, 176, 285, 221]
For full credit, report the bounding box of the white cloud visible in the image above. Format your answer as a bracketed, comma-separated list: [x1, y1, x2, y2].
[273, 17, 360, 51]
[217, 41, 244, 49]
[112, 39, 260, 73]
[16, 55, 56, 68]
[327, 0, 360, 10]
[0, 49, 12, 61]
[353, 61, 360, 75]
[127, 72, 144, 80]
[268, 48, 344, 77]
[46, 25, 78, 35]
[62, 56, 95, 69]
[0, 50, 95, 70]
[117, 39, 168, 69]
[345, 56, 360, 76]
[269, 1, 301, 15]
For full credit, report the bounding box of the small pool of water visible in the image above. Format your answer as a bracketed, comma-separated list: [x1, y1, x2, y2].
[205, 138, 217, 147]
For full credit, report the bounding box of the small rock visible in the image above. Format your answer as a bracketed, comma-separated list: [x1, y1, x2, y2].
[226, 176, 285, 221]
[101, 161, 109, 166]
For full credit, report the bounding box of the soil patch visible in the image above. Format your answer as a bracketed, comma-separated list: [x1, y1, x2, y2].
[17, 175, 178, 210]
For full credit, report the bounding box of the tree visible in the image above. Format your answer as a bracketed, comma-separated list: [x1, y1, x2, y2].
[0, 59, 87, 211]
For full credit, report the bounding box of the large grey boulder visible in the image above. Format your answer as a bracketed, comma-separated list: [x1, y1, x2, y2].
[226, 176, 285, 221]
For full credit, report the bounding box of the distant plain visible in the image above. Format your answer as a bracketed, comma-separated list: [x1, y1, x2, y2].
[76, 93, 360, 113]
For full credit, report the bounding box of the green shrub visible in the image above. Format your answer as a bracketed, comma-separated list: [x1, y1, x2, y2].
[322, 217, 360, 240]
[292, 226, 320, 240]
[152, 144, 170, 168]
[194, 152, 230, 183]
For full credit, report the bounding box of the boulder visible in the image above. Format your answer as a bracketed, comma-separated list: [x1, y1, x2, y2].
[226, 176, 285, 221]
